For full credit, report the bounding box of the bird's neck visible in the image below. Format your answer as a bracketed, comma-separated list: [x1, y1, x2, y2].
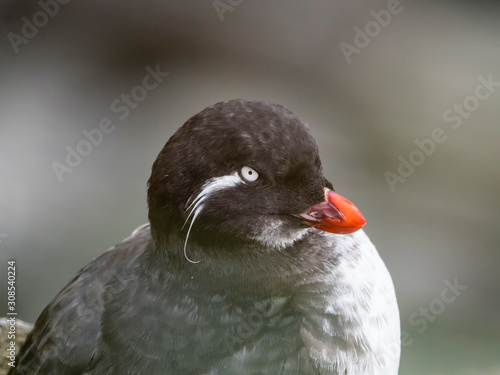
[148, 228, 336, 296]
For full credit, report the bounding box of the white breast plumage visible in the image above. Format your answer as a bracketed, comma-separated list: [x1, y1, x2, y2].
[297, 230, 401, 375]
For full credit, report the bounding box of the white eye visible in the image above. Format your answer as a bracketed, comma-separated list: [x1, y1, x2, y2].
[241, 166, 259, 182]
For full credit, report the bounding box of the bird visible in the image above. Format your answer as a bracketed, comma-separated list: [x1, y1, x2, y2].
[11, 99, 400, 375]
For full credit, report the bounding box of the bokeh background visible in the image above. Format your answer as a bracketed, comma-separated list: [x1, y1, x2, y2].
[1, 1, 499, 374]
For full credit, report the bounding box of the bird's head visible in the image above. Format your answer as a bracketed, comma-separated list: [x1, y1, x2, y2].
[147, 99, 365, 262]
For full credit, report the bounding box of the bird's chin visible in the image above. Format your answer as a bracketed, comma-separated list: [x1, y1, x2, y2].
[248, 215, 312, 251]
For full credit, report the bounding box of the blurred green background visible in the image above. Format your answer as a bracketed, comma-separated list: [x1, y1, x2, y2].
[1, 1, 499, 374]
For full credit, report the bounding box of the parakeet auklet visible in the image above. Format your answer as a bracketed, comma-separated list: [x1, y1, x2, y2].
[11, 99, 400, 375]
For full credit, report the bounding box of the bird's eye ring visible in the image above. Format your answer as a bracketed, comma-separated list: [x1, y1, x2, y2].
[241, 166, 259, 182]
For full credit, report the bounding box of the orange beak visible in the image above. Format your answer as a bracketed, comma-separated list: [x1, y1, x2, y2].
[298, 189, 366, 234]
